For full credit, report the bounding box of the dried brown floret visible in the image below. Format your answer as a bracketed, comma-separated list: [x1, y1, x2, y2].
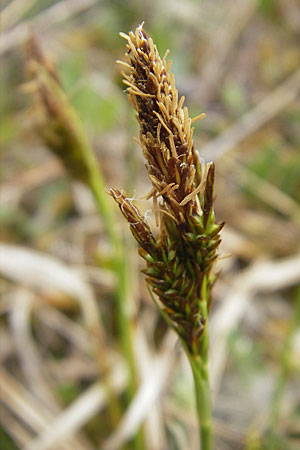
[119, 23, 210, 222]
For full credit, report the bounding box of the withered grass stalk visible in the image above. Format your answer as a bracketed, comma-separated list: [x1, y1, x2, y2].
[110, 23, 224, 449]
[26, 37, 144, 449]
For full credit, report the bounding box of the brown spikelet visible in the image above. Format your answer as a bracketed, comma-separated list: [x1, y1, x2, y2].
[118, 23, 208, 222]
[109, 188, 157, 255]
[26, 36, 92, 183]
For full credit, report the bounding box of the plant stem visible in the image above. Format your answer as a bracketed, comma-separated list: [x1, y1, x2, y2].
[75, 123, 138, 389]
[83, 145, 144, 450]
[188, 343, 212, 450]
[187, 277, 213, 450]
[32, 51, 143, 447]
[70, 96, 144, 449]
[84, 141, 136, 384]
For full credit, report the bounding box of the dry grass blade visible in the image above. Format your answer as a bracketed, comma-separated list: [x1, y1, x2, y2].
[24, 364, 127, 450]
[195, 0, 257, 102]
[201, 67, 300, 161]
[100, 331, 178, 450]
[0, 159, 63, 206]
[133, 322, 168, 450]
[220, 226, 259, 260]
[210, 254, 300, 394]
[279, 0, 300, 32]
[0, 244, 104, 344]
[1, 0, 38, 31]
[36, 302, 95, 354]
[0, 407, 33, 448]
[0, 0, 98, 55]
[9, 289, 59, 410]
[0, 368, 88, 450]
[0, 328, 14, 361]
[224, 157, 300, 226]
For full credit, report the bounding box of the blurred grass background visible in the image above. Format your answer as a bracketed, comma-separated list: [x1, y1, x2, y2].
[1, 1, 300, 449]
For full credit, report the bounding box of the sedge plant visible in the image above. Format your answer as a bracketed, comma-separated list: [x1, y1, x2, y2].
[110, 24, 224, 450]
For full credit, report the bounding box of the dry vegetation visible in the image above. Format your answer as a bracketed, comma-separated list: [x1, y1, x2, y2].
[1, 1, 300, 449]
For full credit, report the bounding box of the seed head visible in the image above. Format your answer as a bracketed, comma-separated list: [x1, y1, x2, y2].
[26, 36, 91, 183]
[118, 23, 209, 223]
[111, 24, 224, 354]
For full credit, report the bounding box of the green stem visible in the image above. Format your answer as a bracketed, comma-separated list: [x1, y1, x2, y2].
[36, 67, 143, 447]
[76, 123, 138, 390]
[186, 277, 213, 450]
[83, 146, 144, 450]
[188, 341, 213, 450]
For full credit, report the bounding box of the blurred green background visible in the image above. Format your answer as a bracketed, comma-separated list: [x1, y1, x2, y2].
[1, 1, 300, 449]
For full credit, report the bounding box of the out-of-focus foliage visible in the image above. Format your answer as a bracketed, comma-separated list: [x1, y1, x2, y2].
[1, 0, 300, 449]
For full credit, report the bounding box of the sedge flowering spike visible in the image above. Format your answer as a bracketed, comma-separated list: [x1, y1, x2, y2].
[111, 24, 224, 354]
[117, 23, 208, 222]
[26, 36, 92, 183]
